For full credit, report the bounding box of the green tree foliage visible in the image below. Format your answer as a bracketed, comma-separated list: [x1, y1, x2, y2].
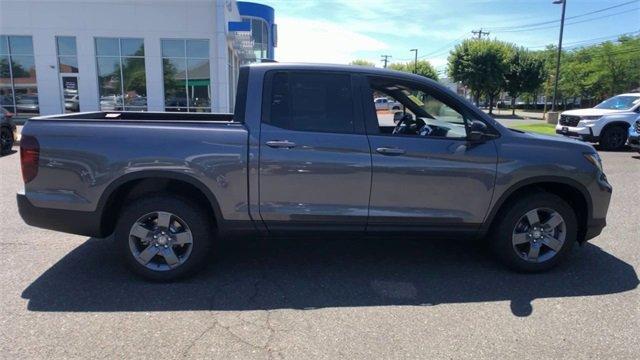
[504, 48, 545, 115]
[533, 35, 639, 108]
[349, 59, 376, 67]
[388, 60, 439, 81]
[447, 39, 513, 114]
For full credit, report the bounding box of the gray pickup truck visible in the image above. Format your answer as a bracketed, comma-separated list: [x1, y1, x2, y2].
[18, 63, 612, 280]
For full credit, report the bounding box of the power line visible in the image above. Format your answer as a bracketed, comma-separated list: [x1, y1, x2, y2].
[488, 0, 639, 31]
[493, 7, 639, 33]
[526, 30, 640, 49]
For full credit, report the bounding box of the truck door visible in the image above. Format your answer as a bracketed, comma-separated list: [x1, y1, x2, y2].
[361, 75, 498, 234]
[258, 71, 371, 232]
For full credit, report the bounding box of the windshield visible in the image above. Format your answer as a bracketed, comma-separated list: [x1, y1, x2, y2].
[594, 95, 640, 110]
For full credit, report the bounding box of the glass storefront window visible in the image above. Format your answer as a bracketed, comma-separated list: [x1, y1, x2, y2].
[95, 37, 146, 111]
[0, 35, 38, 115]
[57, 37, 80, 113]
[161, 39, 210, 112]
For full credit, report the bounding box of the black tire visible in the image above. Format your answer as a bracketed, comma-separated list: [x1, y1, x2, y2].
[115, 194, 214, 281]
[599, 126, 627, 151]
[489, 192, 577, 272]
[1, 126, 13, 155]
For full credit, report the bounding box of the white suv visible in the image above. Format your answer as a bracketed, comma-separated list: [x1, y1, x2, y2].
[556, 93, 640, 150]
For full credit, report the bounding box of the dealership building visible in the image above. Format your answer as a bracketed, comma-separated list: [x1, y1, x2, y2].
[0, 0, 276, 116]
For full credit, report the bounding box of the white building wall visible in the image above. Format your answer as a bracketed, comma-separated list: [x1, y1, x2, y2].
[0, 0, 242, 115]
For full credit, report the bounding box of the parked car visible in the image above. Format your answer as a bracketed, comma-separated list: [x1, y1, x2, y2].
[1, 108, 17, 155]
[17, 63, 612, 281]
[555, 93, 640, 150]
[374, 97, 401, 110]
[64, 95, 80, 112]
[99, 95, 123, 111]
[627, 117, 640, 153]
[15, 95, 39, 113]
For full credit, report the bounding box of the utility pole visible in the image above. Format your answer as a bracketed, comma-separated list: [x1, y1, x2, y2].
[380, 55, 391, 68]
[551, 0, 566, 112]
[410, 49, 418, 74]
[471, 28, 490, 39]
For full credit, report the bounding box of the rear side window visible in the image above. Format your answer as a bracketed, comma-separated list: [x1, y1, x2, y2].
[267, 72, 355, 133]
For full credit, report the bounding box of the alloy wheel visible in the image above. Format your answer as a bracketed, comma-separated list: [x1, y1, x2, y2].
[512, 207, 566, 263]
[128, 211, 194, 271]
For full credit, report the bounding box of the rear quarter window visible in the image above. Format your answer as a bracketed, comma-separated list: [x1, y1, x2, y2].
[266, 71, 355, 134]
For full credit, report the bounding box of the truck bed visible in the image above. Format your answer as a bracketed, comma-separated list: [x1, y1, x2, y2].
[19, 113, 250, 235]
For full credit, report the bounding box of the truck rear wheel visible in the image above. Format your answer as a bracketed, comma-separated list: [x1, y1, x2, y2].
[599, 126, 627, 151]
[489, 192, 577, 272]
[115, 195, 213, 281]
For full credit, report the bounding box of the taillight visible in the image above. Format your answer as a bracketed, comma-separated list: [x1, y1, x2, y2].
[20, 135, 39, 183]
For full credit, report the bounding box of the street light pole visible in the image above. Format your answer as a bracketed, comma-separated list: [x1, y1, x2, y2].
[410, 49, 418, 74]
[551, 0, 566, 112]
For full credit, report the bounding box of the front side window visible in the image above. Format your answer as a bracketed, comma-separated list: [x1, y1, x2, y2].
[162, 39, 210, 112]
[267, 72, 355, 134]
[369, 78, 467, 139]
[0, 35, 38, 115]
[95, 37, 146, 111]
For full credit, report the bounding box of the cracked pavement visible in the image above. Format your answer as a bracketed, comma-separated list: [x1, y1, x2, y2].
[1, 147, 639, 359]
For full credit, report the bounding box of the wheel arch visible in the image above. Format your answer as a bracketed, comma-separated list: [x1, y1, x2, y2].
[483, 176, 592, 242]
[96, 171, 223, 237]
[601, 120, 631, 133]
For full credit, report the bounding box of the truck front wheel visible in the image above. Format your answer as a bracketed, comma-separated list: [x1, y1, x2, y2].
[115, 195, 213, 281]
[599, 126, 627, 151]
[489, 193, 577, 272]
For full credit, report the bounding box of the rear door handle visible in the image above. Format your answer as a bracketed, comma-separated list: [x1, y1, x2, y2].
[376, 147, 406, 155]
[266, 140, 297, 149]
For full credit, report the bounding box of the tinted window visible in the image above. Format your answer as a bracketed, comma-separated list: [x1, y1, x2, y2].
[268, 72, 354, 133]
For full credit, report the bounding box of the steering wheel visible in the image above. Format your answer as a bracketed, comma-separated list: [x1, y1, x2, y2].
[418, 124, 433, 137]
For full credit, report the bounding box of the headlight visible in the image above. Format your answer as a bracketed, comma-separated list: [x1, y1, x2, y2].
[578, 116, 601, 126]
[584, 152, 603, 172]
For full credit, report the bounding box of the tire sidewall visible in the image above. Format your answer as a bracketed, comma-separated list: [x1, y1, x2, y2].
[115, 195, 213, 281]
[600, 126, 627, 150]
[491, 193, 577, 272]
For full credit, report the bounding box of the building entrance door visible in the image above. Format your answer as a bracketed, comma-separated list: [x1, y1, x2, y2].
[60, 74, 79, 113]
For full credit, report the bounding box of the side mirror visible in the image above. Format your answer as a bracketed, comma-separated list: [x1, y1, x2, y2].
[467, 120, 489, 142]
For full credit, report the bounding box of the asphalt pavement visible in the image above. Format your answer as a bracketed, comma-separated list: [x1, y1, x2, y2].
[1, 146, 639, 359]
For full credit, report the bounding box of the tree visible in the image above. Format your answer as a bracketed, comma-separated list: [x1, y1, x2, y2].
[349, 59, 376, 67]
[388, 60, 438, 81]
[532, 35, 639, 109]
[447, 39, 512, 114]
[504, 48, 545, 115]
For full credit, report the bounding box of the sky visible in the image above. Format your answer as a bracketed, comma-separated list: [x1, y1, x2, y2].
[258, 0, 640, 75]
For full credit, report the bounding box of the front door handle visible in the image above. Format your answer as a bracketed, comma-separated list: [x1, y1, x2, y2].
[376, 147, 406, 155]
[266, 140, 297, 149]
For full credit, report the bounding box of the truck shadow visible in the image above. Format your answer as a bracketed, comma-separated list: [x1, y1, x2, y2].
[22, 236, 638, 317]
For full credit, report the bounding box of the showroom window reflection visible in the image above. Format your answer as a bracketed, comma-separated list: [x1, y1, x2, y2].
[95, 37, 147, 111]
[242, 17, 269, 60]
[161, 39, 211, 112]
[0, 35, 38, 115]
